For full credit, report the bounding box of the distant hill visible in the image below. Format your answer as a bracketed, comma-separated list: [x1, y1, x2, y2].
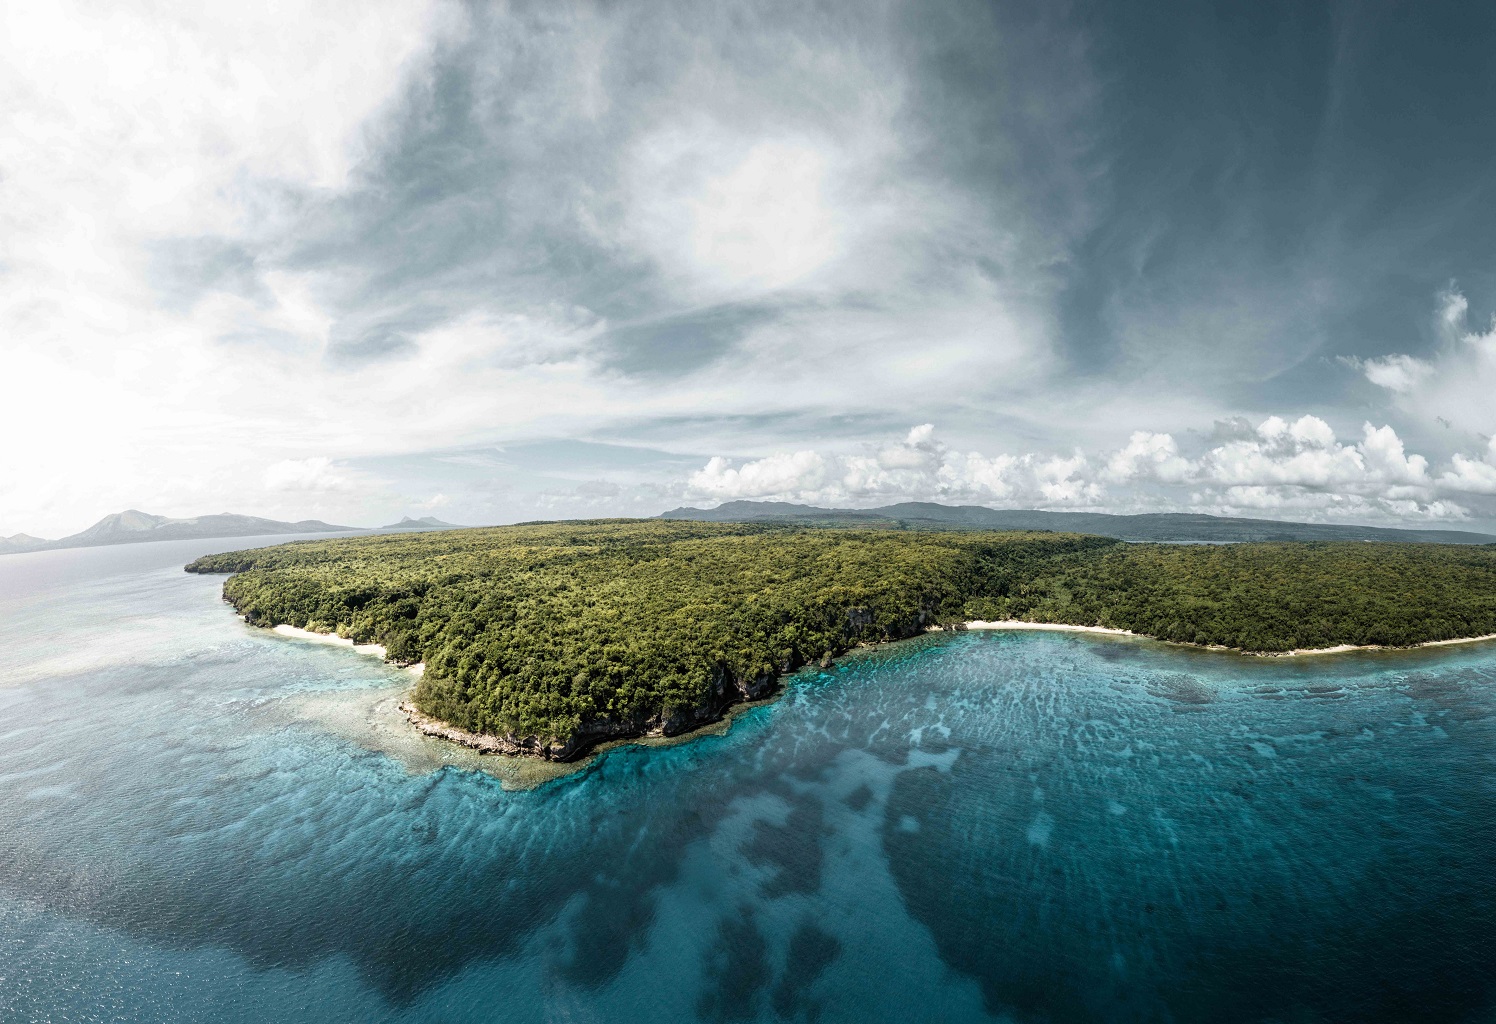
[659, 500, 1496, 545]
[2, 510, 355, 555]
[378, 516, 463, 530]
[1, 533, 47, 555]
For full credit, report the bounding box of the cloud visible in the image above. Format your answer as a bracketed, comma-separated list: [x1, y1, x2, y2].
[1196, 416, 1431, 496]
[686, 418, 1481, 522]
[264, 457, 356, 492]
[8, 4, 1496, 537]
[1344, 287, 1496, 437]
[630, 133, 843, 293]
[1439, 438, 1496, 495]
[687, 425, 1106, 508]
[0, 0, 453, 532]
[690, 451, 830, 500]
[2, 0, 1095, 536]
[942, 450, 1102, 505]
[1102, 431, 1192, 484]
[1355, 354, 1435, 394]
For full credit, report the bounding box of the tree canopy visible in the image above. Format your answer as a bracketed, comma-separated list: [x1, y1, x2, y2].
[187, 520, 1496, 752]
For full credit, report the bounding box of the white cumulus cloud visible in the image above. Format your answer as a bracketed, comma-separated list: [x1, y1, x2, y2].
[1102, 431, 1192, 483]
[1346, 287, 1496, 437]
[1439, 438, 1496, 495]
[685, 418, 1483, 523]
[689, 451, 830, 499]
[1358, 354, 1434, 394]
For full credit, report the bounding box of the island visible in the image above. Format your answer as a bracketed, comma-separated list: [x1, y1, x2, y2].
[186, 520, 1496, 759]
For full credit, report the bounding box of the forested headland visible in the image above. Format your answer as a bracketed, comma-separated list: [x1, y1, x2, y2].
[186, 521, 1496, 757]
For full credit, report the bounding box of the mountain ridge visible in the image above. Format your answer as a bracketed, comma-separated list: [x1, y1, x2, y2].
[1, 509, 478, 556]
[0, 533, 48, 555]
[659, 500, 1496, 545]
[2, 510, 357, 555]
[379, 516, 462, 530]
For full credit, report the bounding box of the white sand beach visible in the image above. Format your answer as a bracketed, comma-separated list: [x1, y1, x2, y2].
[270, 622, 424, 675]
[961, 620, 1135, 637]
[1275, 633, 1496, 657]
[953, 619, 1496, 657]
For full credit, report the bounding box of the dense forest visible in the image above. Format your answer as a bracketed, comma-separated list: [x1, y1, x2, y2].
[187, 521, 1496, 756]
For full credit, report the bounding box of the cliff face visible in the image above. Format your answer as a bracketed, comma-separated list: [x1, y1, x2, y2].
[397, 666, 780, 761]
[306, 597, 943, 762]
[400, 609, 924, 761]
[289, 625, 820, 761]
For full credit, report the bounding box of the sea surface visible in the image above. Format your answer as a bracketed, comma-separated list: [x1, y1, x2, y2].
[2, 539, 1495, 1023]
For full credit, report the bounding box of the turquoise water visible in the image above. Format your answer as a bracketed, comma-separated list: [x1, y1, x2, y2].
[2, 540, 1495, 1023]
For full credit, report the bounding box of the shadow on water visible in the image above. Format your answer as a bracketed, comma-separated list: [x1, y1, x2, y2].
[0, 709, 752, 1002]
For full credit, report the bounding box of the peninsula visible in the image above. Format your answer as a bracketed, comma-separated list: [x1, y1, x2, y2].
[186, 520, 1496, 759]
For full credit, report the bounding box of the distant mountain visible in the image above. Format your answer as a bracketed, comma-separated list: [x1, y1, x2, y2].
[1, 533, 48, 555]
[660, 500, 1496, 545]
[378, 516, 463, 530]
[2, 510, 356, 555]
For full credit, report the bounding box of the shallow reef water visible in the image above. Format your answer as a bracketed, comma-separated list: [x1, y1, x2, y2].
[2, 539, 1494, 1023]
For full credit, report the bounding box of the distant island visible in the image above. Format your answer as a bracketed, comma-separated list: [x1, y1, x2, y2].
[378, 516, 461, 530]
[661, 500, 1496, 545]
[187, 520, 1496, 760]
[1, 509, 469, 556]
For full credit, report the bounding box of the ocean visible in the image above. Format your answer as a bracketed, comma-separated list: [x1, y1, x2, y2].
[2, 538, 1493, 1023]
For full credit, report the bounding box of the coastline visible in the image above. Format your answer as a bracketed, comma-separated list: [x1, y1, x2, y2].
[397, 699, 555, 757]
[1268, 632, 1496, 657]
[960, 620, 1136, 637]
[951, 619, 1496, 658]
[269, 622, 424, 677]
[262, 614, 1496, 765]
[263, 618, 767, 764]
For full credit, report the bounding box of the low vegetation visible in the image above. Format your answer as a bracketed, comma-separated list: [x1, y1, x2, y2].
[187, 521, 1496, 753]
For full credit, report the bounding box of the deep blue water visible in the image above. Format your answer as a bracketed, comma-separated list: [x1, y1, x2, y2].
[2, 540, 1495, 1023]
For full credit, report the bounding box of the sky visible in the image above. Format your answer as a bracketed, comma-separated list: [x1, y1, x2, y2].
[4, 0, 1496, 537]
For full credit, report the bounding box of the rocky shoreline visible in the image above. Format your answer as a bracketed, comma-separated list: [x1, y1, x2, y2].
[398, 700, 553, 757]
